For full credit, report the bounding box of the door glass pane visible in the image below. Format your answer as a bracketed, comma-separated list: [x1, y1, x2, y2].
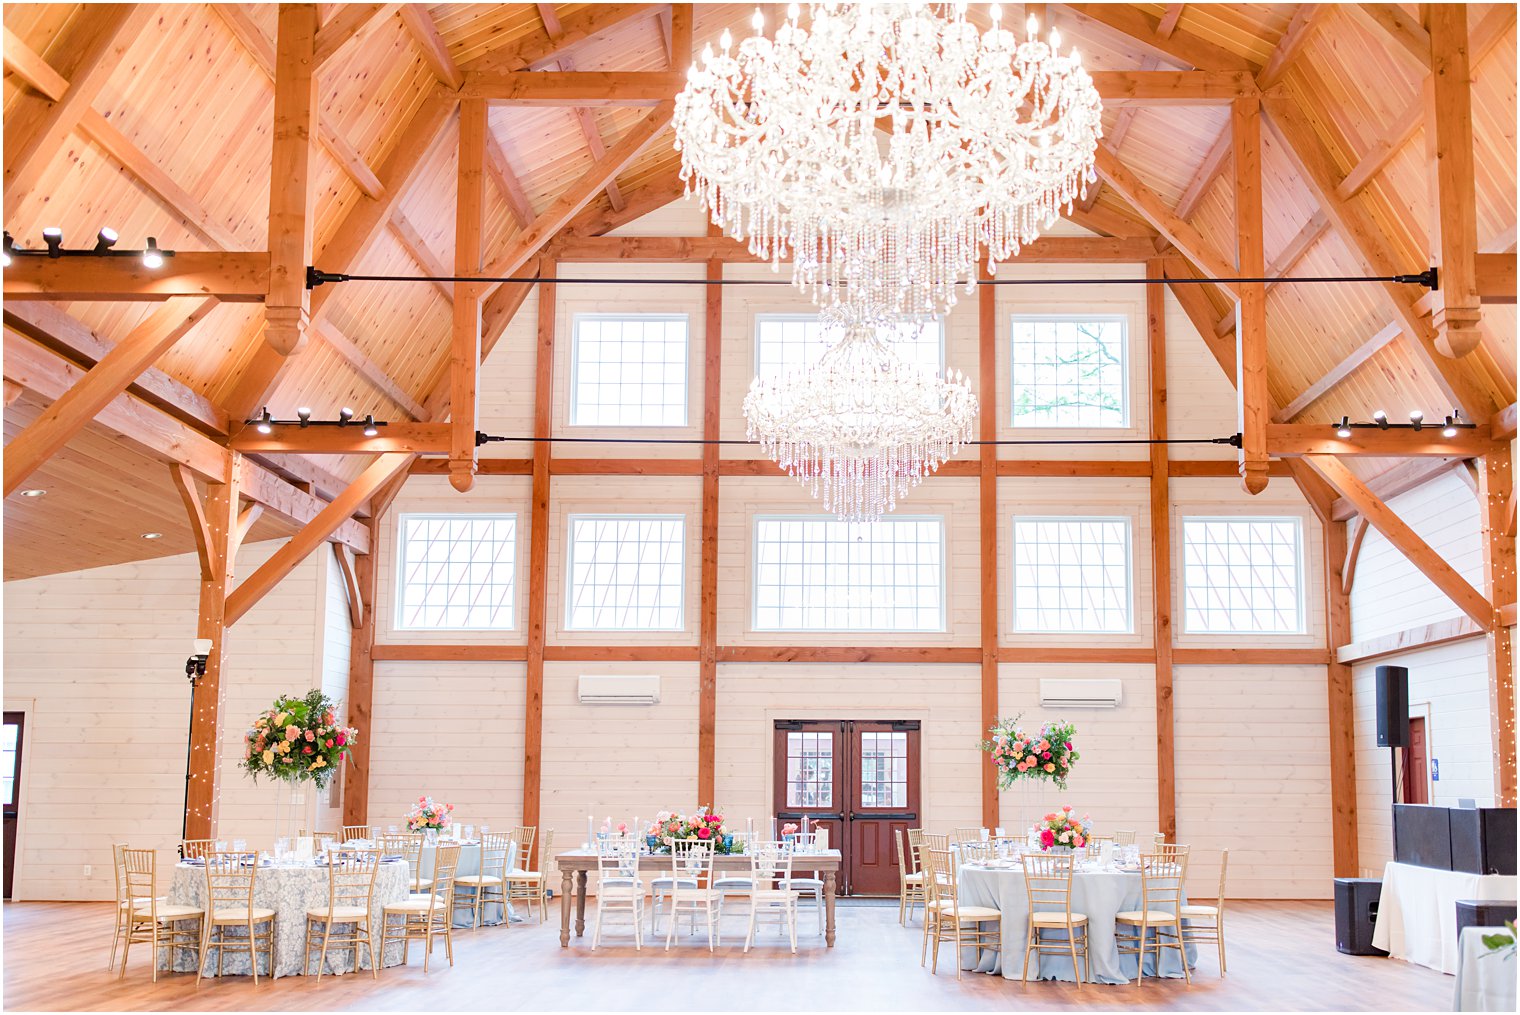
[2, 723, 18, 806]
[785, 731, 833, 808]
[860, 732, 908, 809]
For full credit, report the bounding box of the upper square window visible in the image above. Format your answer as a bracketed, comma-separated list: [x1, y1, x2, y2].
[1010, 315, 1129, 428]
[570, 314, 689, 426]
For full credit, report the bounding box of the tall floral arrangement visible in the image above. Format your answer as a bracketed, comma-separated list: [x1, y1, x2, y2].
[406, 796, 454, 832]
[980, 714, 1079, 790]
[645, 810, 738, 854]
[242, 689, 356, 788]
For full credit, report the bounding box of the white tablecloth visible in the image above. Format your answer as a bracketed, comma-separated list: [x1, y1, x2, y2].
[1371, 861, 1517, 974]
[957, 863, 1197, 984]
[162, 859, 411, 978]
[357, 839, 522, 927]
[1454, 927, 1517, 1012]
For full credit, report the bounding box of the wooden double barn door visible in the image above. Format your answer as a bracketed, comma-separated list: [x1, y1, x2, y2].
[772, 720, 921, 896]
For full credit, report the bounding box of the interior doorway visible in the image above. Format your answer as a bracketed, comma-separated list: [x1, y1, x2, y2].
[772, 719, 921, 896]
[1402, 715, 1429, 805]
[4, 712, 26, 899]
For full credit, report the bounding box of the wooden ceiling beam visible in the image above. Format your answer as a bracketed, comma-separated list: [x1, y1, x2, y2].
[1094, 145, 1238, 292]
[537, 3, 624, 212]
[313, 4, 401, 70]
[466, 4, 667, 73]
[1233, 95, 1269, 493]
[450, 97, 488, 492]
[3, 303, 227, 434]
[1335, 5, 1514, 201]
[3, 3, 152, 209]
[1155, 4, 1184, 40]
[1256, 4, 1327, 89]
[1268, 423, 1497, 458]
[1493, 403, 1518, 442]
[265, 4, 320, 358]
[1342, 4, 1431, 72]
[397, 4, 462, 88]
[229, 422, 449, 455]
[1173, 124, 1232, 223]
[226, 452, 413, 625]
[1, 25, 68, 100]
[4, 297, 217, 497]
[1329, 458, 1467, 522]
[386, 208, 454, 301]
[564, 164, 685, 237]
[2, 252, 270, 302]
[1273, 321, 1403, 423]
[212, 4, 385, 199]
[1262, 88, 1495, 418]
[1056, 4, 1256, 70]
[1209, 211, 1333, 338]
[483, 132, 536, 229]
[1162, 258, 1238, 377]
[1422, 5, 1483, 357]
[1305, 454, 1492, 629]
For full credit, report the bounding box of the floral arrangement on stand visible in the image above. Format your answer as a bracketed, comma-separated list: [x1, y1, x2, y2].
[979, 713, 1080, 790]
[1037, 805, 1091, 852]
[405, 796, 454, 833]
[242, 689, 356, 788]
[645, 810, 739, 854]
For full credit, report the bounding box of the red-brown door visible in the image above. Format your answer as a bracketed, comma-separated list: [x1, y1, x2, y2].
[3, 712, 25, 899]
[773, 720, 921, 896]
[1402, 716, 1429, 805]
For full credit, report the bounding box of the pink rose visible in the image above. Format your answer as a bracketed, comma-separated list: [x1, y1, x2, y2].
[303, 745, 313, 754]
[697, 827, 711, 839]
[1040, 829, 1055, 848]
[335, 733, 346, 746]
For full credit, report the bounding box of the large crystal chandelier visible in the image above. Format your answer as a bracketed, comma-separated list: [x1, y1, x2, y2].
[674, 2, 1104, 324]
[743, 321, 978, 522]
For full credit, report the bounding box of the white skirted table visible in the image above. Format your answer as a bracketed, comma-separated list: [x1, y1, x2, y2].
[349, 839, 523, 927]
[1454, 927, 1517, 1012]
[1371, 861, 1517, 974]
[956, 861, 1197, 983]
[161, 858, 411, 978]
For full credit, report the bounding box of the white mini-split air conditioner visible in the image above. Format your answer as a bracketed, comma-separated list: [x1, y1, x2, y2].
[1039, 678, 1123, 709]
[577, 674, 661, 705]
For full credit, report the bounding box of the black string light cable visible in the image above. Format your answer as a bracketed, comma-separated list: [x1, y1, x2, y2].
[306, 266, 1441, 290]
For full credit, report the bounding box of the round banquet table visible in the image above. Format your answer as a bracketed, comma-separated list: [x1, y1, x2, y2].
[956, 860, 1198, 984]
[161, 858, 411, 978]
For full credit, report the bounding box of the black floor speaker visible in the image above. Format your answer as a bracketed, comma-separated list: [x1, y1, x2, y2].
[1334, 878, 1388, 956]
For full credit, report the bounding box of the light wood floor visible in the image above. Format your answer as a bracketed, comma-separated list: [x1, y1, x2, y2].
[2, 899, 1451, 1011]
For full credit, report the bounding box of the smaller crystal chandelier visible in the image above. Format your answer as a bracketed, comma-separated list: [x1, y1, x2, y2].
[744, 321, 978, 522]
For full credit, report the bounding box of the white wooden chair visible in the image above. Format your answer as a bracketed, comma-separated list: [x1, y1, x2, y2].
[744, 841, 800, 953]
[591, 835, 645, 950]
[777, 831, 826, 936]
[663, 839, 721, 951]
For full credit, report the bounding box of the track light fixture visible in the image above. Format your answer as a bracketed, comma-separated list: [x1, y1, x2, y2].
[243, 410, 390, 436]
[1330, 408, 1473, 439]
[2, 228, 174, 265]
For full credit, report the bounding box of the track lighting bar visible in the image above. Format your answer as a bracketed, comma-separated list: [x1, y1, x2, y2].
[247, 407, 385, 437]
[1332, 409, 1472, 440]
[2, 228, 173, 269]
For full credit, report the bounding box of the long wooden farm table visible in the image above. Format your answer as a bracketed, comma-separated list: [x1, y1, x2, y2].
[554, 848, 844, 947]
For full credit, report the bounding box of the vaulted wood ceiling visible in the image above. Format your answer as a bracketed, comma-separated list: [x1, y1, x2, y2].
[3, 3, 1516, 579]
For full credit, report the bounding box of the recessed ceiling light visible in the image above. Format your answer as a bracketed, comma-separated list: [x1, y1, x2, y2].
[19, 489, 46, 498]
[140, 532, 164, 540]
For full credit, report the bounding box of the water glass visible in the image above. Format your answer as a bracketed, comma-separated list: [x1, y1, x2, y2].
[232, 839, 247, 853]
[479, 824, 490, 837]
[463, 824, 475, 841]
[387, 824, 399, 835]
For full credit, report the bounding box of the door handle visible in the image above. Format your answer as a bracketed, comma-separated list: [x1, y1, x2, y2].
[850, 812, 917, 821]
[774, 812, 843, 821]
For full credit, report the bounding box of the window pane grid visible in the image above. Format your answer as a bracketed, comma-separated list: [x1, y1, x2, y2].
[566, 515, 686, 630]
[1010, 316, 1128, 428]
[571, 315, 689, 426]
[859, 731, 908, 808]
[1012, 518, 1132, 633]
[397, 515, 517, 630]
[753, 517, 945, 632]
[785, 732, 834, 808]
[1182, 517, 1305, 633]
[756, 316, 942, 381]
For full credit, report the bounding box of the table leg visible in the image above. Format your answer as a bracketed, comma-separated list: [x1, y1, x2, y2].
[824, 872, 837, 947]
[559, 870, 573, 947]
[575, 870, 589, 938]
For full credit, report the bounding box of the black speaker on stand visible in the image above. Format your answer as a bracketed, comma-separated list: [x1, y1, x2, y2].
[1376, 665, 1409, 806]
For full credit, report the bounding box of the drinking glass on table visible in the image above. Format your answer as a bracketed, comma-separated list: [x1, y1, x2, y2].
[463, 824, 475, 841]
[214, 839, 228, 853]
[479, 824, 490, 837]
[387, 824, 399, 836]
[232, 839, 247, 854]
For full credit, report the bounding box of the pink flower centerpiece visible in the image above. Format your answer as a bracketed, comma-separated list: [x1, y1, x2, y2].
[1038, 805, 1091, 852]
[406, 796, 454, 834]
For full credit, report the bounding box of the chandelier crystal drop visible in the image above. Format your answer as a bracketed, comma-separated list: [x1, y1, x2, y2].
[674, 2, 1104, 325]
[743, 322, 979, 522]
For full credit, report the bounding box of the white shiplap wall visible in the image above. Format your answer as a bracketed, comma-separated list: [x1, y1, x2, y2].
[2, 541, 345, 900]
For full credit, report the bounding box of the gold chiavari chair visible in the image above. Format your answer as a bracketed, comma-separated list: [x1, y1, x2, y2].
[1111, 830, 1137, 847]
[921, 846, 1001, 979]
[1181, 848, 1229, 973]
[1020, 852, 1090, 986]
[504, 829, 555, 923]
[119, 848, 202, 981]
[1115, 851, 1192, 986]
[381, 832, 430, 893]
[341, 825, 376, 843]
[382, 843, 460, 971]
[109, 842, 133, 970]
[303, 849, 381, 982]
[299, 829, 339, 842]
[180, 839, 215, 860]
[896, 829, 927, 925]
[510, 825, 537, 870]
[959, 841, 996, 865]
[199, 852, 277, 985]
[455, 832, 510, 930]
[950, 826, 987, 844]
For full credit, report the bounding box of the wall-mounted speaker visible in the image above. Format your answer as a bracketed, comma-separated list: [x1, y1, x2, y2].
[1375, 665, 1409, 748]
